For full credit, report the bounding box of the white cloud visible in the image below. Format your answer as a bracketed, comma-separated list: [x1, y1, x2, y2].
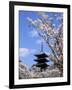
[19, 48, 36, 57]
[30, 49, 36, 53]
[30, 30, 38, 37]
[19, 48, 30, 57]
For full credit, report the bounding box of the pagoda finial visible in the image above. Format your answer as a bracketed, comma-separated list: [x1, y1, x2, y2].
[41, 41, 43, 52]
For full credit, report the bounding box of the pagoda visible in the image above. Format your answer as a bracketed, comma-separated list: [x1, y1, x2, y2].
[34, 42, 49, 71]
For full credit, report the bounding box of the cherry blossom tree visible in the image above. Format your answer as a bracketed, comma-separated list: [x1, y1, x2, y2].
[27, 12, 63, 76]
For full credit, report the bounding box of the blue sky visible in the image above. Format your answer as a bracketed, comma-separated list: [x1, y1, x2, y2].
[19, 10, 63, 68]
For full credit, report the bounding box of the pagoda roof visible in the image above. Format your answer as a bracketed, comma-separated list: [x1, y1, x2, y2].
[34, 59, 49, 62]
[35, 63, 49, 67]
[34, 52, 48, 58]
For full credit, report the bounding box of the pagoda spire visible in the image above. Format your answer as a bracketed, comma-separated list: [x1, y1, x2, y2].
[40, 41, 43, 52]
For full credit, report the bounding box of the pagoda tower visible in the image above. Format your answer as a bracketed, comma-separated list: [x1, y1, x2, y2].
[34, 42, 49, 71]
